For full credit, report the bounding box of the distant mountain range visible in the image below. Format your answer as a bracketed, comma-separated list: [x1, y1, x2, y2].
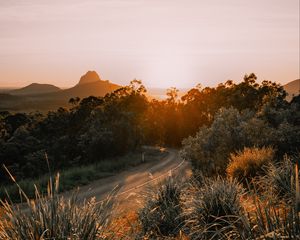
[0, 71, 121, 112]
[0, 75, 299, 112]
[283, 79, 300, 101]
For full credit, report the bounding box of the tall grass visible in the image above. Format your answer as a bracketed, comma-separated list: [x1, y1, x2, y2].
[232, 161, 300, 240]
[243, 197, 300, 239]
[183, 177, 245, 239]
[259, 155, 299, 203]
[0, 164, 112, 203]
[0, 167, 115, 240]
[140, 160, 299, 239]
[138, 177, 183, 239]
[181, 157, 300, 239]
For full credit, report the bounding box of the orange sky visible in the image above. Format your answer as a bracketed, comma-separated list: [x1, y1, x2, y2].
[0, 0, 299, 88]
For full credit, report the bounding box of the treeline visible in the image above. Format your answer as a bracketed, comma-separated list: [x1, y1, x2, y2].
[0, 80, 148, 182]
[143, 73, 289, 146]
[0, 74, 299, 182]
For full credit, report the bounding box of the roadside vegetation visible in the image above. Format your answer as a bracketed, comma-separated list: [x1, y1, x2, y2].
[135, 156, 299, 239]
[0, 148, 166, 203]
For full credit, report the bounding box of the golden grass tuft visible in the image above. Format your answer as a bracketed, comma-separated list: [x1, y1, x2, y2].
[226, 147, 274, 184]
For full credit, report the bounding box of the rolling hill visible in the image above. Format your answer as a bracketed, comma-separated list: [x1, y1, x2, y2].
[10, 83, 61, 95]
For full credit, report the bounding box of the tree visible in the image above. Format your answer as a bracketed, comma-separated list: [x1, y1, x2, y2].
[68, 97, 80, 106]
[166, 87, 179, 104]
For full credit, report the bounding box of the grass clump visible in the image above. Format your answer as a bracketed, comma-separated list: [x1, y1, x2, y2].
[260, 155, 299, 203]
[243, 197, 300, 239]
[184, 177, 245, 239]
[241, 160, 300, 240]
[226, 147, 274, 186]
[138, 177, 183, 239]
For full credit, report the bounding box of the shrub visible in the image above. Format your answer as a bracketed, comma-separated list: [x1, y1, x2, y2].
[0, 172, 115, 240]
[180, 107, 274, 175]
[184, 177, 245, 239]
[138, 177, 183, 238]
[226, 147, 274, 185]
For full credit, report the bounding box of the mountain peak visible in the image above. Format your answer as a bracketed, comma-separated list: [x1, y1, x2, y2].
[78, 71, 101, 85]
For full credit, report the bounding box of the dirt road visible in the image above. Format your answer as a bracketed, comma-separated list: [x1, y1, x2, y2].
[64, 148, 190, 213]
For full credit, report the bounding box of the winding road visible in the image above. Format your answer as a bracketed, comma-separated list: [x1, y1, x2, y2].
[64, 148, 191, 213]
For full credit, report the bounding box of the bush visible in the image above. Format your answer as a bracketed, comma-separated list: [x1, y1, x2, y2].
[138, 177, 183, 238]
[184, 177, 245, 239]
[0, 173, 115, 240]
[180, 108, 274, 175]
[226, 147, 274, 185]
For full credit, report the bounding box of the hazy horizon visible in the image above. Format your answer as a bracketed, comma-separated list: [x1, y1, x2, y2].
[0, 0, 299, 89]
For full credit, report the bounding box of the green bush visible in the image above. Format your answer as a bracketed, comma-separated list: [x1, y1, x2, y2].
[181, 105, 300, 176]
[180, 108, 274, 175]
[138, 177, 183, 238]
[226, 147, 274, 185]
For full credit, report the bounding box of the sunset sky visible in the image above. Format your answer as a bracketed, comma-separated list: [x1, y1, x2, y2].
[0, 0, 299, 88]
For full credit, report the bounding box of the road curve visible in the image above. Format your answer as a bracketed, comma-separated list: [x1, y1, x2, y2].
[63, 148, 190, 212]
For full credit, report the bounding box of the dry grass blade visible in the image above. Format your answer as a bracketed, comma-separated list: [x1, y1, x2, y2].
[295, 160, 300, 212]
